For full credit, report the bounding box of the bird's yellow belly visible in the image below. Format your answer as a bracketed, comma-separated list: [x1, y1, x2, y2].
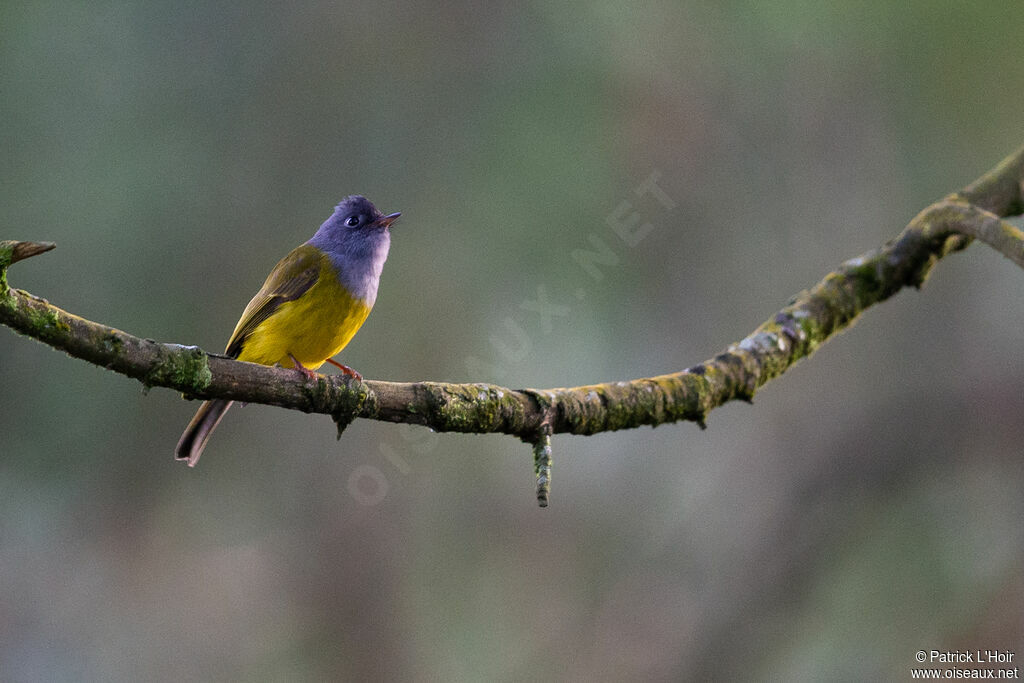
[236, 274, 372, 370]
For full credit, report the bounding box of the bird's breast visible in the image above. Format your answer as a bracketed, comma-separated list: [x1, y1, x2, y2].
[236, 257, 374, 369]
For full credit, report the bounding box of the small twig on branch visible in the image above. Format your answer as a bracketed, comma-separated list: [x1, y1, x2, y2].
[3, 240, 55, 266]
[533, 429, 553, 508]
[2, 146, 1022, 503]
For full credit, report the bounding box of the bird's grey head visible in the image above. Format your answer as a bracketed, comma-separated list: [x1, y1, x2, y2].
[308, 195, 400, 304]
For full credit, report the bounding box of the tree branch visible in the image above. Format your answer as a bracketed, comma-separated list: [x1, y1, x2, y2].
[2, 145, 1023, 503]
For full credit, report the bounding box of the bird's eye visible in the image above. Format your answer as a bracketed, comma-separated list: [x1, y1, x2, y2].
[345, 215, 360, 227]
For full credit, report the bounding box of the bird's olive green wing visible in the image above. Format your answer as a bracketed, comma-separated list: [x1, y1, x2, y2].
[224, 244, 322, 358]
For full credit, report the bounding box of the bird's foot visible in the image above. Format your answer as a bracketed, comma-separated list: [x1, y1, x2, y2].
[325, 357, 363, 382]
[288, 354, 318, 381]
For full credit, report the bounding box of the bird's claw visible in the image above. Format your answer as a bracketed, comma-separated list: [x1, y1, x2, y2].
[288, 353, 318, 381]
[326, 357, 362, 381]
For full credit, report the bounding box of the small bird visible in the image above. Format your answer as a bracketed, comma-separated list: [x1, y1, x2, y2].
[175, 195, 399, 467]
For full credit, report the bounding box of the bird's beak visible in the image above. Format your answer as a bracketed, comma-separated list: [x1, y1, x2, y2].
[378, 212, 401, 228]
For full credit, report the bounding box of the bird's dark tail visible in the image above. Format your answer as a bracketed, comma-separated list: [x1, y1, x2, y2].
[175, 399, 234, 467]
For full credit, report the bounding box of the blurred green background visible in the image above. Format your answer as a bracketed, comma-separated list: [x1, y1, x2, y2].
[2, 1, 1022, 680]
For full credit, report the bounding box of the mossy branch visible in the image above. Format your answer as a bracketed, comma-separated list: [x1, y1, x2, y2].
[2, 146, 1023, 504]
